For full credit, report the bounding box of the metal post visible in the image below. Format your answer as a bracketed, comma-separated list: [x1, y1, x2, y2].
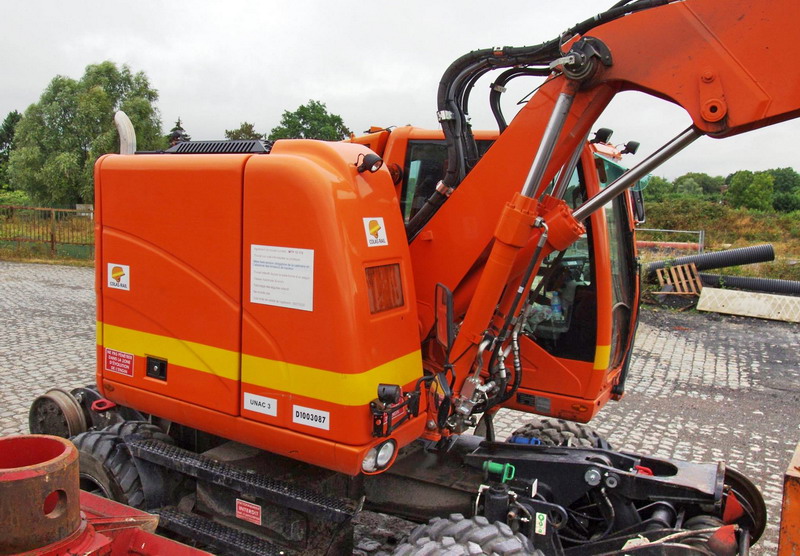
[50, 209, 56, 256]
[573, 126, 703, 222]
[521, 91, 576, 198]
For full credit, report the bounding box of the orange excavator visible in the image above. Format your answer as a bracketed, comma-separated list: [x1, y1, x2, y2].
[27, 0, 800, 553]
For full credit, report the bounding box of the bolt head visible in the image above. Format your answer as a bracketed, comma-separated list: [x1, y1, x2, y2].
[584, 468, 602, 486]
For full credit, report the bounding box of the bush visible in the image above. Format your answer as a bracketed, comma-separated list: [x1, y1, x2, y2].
[0, 189, 31, 205]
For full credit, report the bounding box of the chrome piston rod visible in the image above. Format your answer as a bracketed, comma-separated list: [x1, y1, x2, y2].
[521, 91, 576, 198]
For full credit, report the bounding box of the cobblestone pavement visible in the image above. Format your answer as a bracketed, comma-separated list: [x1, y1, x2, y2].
[2, 260, 798, 554]
[0, 261, 96, 437]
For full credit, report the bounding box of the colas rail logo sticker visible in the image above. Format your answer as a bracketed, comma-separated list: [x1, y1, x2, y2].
[108, 263, 130, 291]
[363, 217, 388, 247]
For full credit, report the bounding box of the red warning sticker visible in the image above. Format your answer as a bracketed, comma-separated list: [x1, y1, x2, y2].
[105, 348, 134, 377]
[235, 498, 262, 525]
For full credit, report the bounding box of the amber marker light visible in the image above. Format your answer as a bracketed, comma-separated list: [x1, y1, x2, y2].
[365, 264, 404, 314]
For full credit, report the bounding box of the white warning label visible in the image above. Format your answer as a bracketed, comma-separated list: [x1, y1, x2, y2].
[250, 245, 314, 311]
[243, 392, 278, 417]
[292, 405, 330, 430]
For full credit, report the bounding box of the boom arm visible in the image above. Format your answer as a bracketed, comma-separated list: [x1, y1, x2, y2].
[412, 0, 800, 428]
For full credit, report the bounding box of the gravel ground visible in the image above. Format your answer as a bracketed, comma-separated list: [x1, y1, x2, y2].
[1, 260, 797, 554]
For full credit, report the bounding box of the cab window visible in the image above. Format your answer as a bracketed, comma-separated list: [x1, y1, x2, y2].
[524, 163, 597, 362]
[401, 140, 494, 222]
[598, 157, 637, 368]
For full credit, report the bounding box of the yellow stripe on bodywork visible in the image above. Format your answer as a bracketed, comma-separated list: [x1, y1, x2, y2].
[98, 322, 422, 406]
[593, 345, 611, 370]
[242, 351, 422, 406]
[102, 323, 240, 381]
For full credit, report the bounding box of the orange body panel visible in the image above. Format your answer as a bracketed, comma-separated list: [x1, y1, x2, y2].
[779, 441, 800, 555]
[95, 141, 425, 474]
[102, 380, 426, 475]
[240, 141, 422, 445]
[97, 154, 247, 415]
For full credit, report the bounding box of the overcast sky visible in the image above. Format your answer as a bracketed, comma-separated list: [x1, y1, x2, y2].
[2, 1, 798, 179]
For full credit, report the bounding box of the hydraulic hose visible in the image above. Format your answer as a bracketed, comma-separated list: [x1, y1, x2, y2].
[489, 67, 552, 132]
[480, 224, 556, 412]
[436, 44, 561, 190]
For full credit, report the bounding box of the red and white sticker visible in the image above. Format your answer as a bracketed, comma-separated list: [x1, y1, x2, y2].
[235, 498, 262, 525]
[105, 348, 134, 377]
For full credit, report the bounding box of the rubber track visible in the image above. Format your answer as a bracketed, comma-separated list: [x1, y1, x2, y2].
[155, 506, 285, 556]
[127, 438, 357, 522]
[104, 420, 174, 444]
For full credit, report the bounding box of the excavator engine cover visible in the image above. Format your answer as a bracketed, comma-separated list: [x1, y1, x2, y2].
[94, 140, 425, 474]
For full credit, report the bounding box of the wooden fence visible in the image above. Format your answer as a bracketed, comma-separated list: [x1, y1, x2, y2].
[0, 205, 94, 256]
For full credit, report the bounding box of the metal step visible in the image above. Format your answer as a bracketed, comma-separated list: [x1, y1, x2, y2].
[155, 506, 286, 556]
[128, 439, 358, 522]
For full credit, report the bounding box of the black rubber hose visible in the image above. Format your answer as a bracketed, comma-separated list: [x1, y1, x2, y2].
[645, 245, 775, 280]
[489, 67, 552, 132]
[560, 0, 673, 41]
[437, 45, 560, 188]
[699, 273, 800, 296]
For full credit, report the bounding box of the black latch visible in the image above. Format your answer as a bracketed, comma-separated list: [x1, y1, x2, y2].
[146, 356, 168, 381]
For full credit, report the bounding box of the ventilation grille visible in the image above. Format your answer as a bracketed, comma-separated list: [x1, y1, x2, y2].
[166, 140, 272, 154]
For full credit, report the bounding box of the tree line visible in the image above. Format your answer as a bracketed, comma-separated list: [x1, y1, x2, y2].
[3, 61, 799, 213]
[641, 168, 800, 213]
[0, 62, 351, 207]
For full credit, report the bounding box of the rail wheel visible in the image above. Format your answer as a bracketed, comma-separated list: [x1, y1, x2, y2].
[28, 388, 87, 438]
[508, 416, 613, 449]
[393, 514, 541, 556]
[723, 466, 767, 543]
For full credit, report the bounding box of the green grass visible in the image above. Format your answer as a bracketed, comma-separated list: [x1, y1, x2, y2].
[0, 241, 93, 266]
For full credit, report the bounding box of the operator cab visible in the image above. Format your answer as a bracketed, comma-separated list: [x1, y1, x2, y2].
[384, 130, 641, 372]
[351, 126, 644, 419]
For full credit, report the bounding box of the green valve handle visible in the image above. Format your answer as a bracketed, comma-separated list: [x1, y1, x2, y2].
[483, 461, 515, 483]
